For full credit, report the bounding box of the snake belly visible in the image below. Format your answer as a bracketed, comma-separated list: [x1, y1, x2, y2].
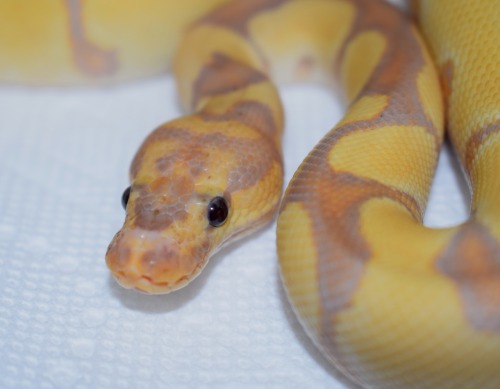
[2, 0, 498, 387]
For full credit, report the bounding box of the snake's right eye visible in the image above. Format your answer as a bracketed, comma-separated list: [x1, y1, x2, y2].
[207, 196, 229, 227]
[121, 186, 131, 210]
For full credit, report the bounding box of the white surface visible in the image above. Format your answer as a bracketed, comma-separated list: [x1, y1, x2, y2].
[0, 78, 469, 389]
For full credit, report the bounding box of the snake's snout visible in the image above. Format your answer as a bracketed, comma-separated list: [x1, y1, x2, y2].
[105, 228, 206, 294]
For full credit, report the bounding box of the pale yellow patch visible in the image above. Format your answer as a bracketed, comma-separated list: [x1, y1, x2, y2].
[331, 197, 500, 386]
[0, 1, 71, 82]
[277, 202, 321, 338]
[338, 95, 388, 127]
[248, 0, 355, 84]
[359, 198, 454, 274]
[340, 31, 386, 103]
[329, 125, 437, 210]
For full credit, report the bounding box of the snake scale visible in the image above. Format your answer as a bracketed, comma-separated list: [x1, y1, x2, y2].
[2, 0, 498, 387]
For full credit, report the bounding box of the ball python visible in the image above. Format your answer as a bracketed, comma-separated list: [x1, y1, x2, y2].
[2, 0, 498, 387]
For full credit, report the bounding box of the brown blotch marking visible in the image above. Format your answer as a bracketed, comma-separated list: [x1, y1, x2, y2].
[285, 4, 441, 322]
[464, 122, 500, 175]
[198, 131, 280, 192]
[134, 199, 174, 231]
[131, 126, 280, 196]
[155, 141, 209, 178]
[410, 0, 421, 22]
[281, 0, 433, 353]
[130, 127, 192, 178]
[197, 0, 288, 37]
[133, 178, 190, 231]
[335, 0, 440, 144]
[282, 127, 422, 354]
[277, 0, 442, 367]
[65, 0, 119, 76]
[192, 53, 268, 108]
[141, 244, 179, 276]
[200, 100, 277, 137]
[436, 222, 500, 333]
[149, 176, 169, 192]
[170, 176, 195, 197]
[281, 0, 436, 325]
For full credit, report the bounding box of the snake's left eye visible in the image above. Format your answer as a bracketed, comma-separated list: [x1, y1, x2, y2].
[121, 186, 131, 210]
[207, 196, 229, 227]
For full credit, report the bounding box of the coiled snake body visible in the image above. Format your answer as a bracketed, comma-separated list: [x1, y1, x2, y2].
[3, 0, 499, 387]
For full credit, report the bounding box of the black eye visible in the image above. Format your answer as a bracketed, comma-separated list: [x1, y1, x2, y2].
[207, 196, 229, 227]
[121, 186, 131, 210]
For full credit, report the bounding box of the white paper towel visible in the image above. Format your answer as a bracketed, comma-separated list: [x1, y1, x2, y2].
[0, 76, 469, 388]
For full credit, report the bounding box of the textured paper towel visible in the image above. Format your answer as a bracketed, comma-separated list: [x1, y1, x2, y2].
[0, 76, 469, 388]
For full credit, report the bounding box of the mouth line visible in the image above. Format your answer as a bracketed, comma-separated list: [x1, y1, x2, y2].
[114, 271, 196, 295]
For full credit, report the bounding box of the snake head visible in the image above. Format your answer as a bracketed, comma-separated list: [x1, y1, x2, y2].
[106, 116, 283, 294]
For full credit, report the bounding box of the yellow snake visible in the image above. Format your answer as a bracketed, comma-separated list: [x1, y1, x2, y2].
[2, 0, 498, 387]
